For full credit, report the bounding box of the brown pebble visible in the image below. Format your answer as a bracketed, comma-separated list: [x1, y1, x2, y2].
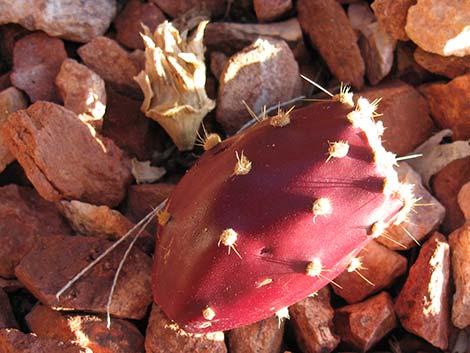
[254, 0, 293, 22]
[457, 182, 470, 220]
[150, 0, 227, 18]
[414, 47, 470, 79]
[0, 289, 18, 329]
[371, 0, 415, 41]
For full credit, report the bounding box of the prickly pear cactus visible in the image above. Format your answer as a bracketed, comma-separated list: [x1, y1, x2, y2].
[152, 88, 414, 333]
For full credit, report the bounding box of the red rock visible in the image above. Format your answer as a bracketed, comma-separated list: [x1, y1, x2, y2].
[15, 234, 152, 320]
[333, 240, 407, 304]
[55, 58, 106, 131]
[228, 315, 284, 353]
[371, 0, 415, 41]
[334, 292, 397, 352]
[458, 182, 470, 220]
[0, 0, 116, 43]
[0, 289, 18, 329]
[395, 233, 450, 350]
[0, 278, 23, 292]
[449, 222, 470, 329]
[26, 304, 144, 353]
[0, 87, 27, 172]
[414, 47, 470, 79]
[77, 37, 143, 98]
[2, 102, 132, 207]
[10, 32, 66, 103]
[145, 304, 227, 353]
[359, 21, 396, 85]
[254, 0, 293, 22]
[360, 80, 436, 156]
[216, 37, 301, 134]
[379, 162, 445, 250]
[124, 183, 175, 236]
[297, 0, 365, 89]
[432, 158, 470, 234]
[101, 87, 157, 161]
[204, 19, 304, 58]
[149, 0, 227, 18]
[289, 288, 340, 353]
[419, 74, 470, 140]
[114, 0, 166, 50]
[0, 328, 84, 353]
[405, 0, 470, 57]
[0, 184, 71, 278]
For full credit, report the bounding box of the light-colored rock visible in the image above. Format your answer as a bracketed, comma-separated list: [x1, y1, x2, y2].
[414, 47, 470, 79]
[55, 59, 106, 131]
[449, 222, 470, 329]
[2, 102, 132, 208]
[347, 1, 376, 33]
[0, 184, 71, 278]
[26, 304, 144, 353]
[228, 315, 284, 353]
[395, 233, 450, 349]
[145, 304, 227, 353]
[334, 292, 397, 352]
[360, 80, 436, 156]
[10, 32, 66, 102]
[289, 288, 340, 353]
[333, 240, 407, 303]
[0, 0, 116, 43]
[77, 37, 142, 98]
[419, 74, 470, 140]
[0, 87, 27, 172]
[297, 0, 364, 89]
[216, 37, 301, 134]
[15, 234, 152, 320]
[405, 0, 470, 57]
[371, 0, 415, 41]
[254, 0, 293, 22]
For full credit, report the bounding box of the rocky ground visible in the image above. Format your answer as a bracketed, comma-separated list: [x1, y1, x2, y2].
[0, 0, 469, 352]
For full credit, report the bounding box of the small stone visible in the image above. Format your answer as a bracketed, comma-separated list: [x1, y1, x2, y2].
[216, 37, 301, 134]
[145, 304, 227, 353]
[0, 87, 27, 173]
[26, 304, 144, 353]
[210, 51, 229, 79]
[347, 2, 376, 34]
[405, 0, 470, 57]
[297, 0, 365, 89]
[2, 102, 132, 207]
[361, 80, 436, 156]
[254, 0, 293, 22]
[380, 162, 445, 250]
[0, 184, 71, 278]
[394, 41, 433, 86]
[432, 158, 470, 234]
[449, 222, 470, 329]
[0, 328, 84, 353]
[359, 21, 396, 85]
[0, 0, 116, 43]
[228, 315, 284, 353]
[334, 292, 397, 352]
[149, 0, 227, 18]
[371, 0, 415, 41]
[333, 240, 407, 303]
[55, 58, 106, 131]
[124, 183, 175, 236]
[15, 234, 152, 320]
[10, 32, 66, 102]
[57, 199, 154, 254]
[0, 288, 18, 329]
[289, 287, 340, 353]
[102, 87, 157, 161]
[204, 19, 303, 58]
[77, 37, 142, 98]
[114, 0, 166, 50]
[395, 233, 450, 350]
[458, 182, 470, 220]
[414, 47, 470, 79]
[419, 74, 470, 140]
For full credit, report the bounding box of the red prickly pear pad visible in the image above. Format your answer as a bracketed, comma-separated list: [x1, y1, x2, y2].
[152, 94, 411, 333]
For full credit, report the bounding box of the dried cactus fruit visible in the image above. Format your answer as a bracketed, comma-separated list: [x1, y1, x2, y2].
[135, 20, 215, 151]
[152, 87, 413, 333]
